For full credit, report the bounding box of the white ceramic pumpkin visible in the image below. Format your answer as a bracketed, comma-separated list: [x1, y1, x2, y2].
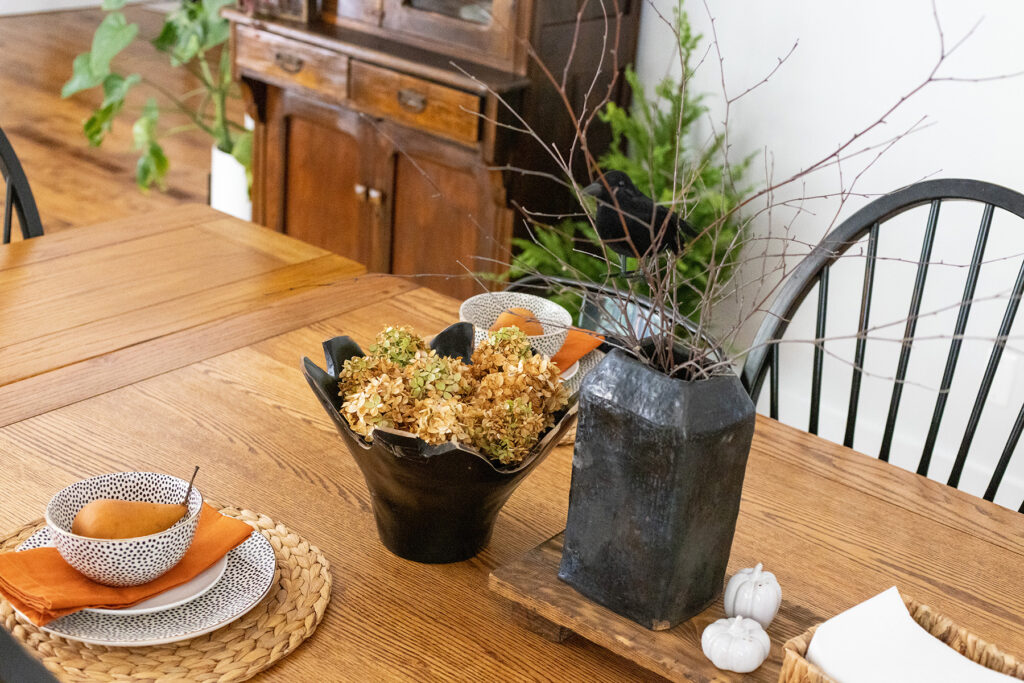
[723, 562, 782, 628]
[701, 616, 771, 673]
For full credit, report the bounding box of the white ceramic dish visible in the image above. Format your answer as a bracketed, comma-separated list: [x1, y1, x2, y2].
[459, 292, 572, 357]
[17, 527, 229, 616]
[559, 360, 580, 381]
[45, 471, 203, 586]
[11, 531, 276, 647]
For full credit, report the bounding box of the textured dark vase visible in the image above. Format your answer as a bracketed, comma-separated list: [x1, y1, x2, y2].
[558, 348, 755, 630]
[302, 322, 578, 564]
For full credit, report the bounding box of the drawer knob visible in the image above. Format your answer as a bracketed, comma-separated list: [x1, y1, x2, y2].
[354, 184, 368, 201]
[367, 188, 383, 206]
[274, 52, 305, 74]
[397, 88, 427, 114]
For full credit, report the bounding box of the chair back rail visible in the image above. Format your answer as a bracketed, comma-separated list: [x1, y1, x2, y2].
[741, 179, 1024, 507]
[0, 127, 43, 244]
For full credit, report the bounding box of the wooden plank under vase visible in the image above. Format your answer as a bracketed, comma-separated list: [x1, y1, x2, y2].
[490, 532, 790, 683]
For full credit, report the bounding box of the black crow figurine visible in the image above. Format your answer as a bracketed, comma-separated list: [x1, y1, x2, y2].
[583, 170, 698, 275]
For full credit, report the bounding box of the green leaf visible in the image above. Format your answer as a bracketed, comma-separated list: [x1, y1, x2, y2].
[153, 0, 230, 65]
[201, 0, 233, 49]
[82, 73, 140, 146]
[132, 98, 168, 190]
[136, 142, 169, 191]
[63, 12, 137, 97]
[62, 53, 105, 97]
[230, 131, 252, 167]
[151, 20, 180, 55]
[101, 0, 128, 9]
[132, 97, 160, 150]
[89, 12, 138, 76]
[230, 130, 253, 191]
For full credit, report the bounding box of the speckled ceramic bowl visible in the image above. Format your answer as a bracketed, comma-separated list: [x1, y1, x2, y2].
[45, 472, 203, 586]
[459, 292, 572, 357]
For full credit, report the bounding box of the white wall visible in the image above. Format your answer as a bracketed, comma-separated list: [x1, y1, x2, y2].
[634, 0, 1024, 508]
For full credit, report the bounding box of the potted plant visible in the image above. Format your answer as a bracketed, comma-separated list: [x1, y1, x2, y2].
[61, 0, 252, 219]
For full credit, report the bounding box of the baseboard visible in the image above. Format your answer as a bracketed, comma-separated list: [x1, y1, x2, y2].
[0, 0, 149, 16]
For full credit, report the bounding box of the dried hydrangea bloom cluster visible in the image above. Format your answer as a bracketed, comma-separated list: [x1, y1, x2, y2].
[338, 326, 568, 465]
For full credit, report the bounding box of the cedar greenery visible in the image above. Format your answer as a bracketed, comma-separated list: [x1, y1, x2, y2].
[510, 9, 753, 322]
[62, 0, 250, 190]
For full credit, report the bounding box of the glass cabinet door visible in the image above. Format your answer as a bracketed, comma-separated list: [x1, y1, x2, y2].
[380, 0, 519, 70]
[403, 1, 493, 25]
[332, 0, 384, 25]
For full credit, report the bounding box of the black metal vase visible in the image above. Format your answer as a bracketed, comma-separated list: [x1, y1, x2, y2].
[302, 322, 578, 564]
[558, 348, 755, 630]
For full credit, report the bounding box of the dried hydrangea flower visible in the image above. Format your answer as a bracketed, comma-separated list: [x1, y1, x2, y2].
[337, 354, 402, 398]
[471, 327, 531, 376]
[472, 354, 567, 416]
[342, 373, 407, 437]
[409, 398, 469, 445]
[337, 324, 569, 466]
[468, 397, 549, 465]
[369, 326, 428, 366]
[406, 352, 475, 400]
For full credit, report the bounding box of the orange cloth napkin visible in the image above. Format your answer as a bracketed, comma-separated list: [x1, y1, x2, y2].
[0, 504, 253, 626]
[551, 328, 604, 370]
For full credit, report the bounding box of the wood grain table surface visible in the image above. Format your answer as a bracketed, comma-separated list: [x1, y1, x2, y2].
[1, 206, 1022, 681]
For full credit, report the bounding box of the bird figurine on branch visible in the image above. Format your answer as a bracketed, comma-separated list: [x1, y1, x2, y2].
[583, 170, 699, 276]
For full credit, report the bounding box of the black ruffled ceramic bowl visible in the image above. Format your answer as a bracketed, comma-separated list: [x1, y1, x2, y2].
[302, 322, 578, 564]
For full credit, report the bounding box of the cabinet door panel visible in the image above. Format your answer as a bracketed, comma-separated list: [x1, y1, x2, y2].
[380, 0, 518, 69]
[325, 0, 384, 24]
[284, 117, 372, 267]
[390, 154, 492, 299]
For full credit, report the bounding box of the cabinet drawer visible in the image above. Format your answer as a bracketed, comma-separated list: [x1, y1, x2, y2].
[235, 26, 348, 103]
[349, 61, 481, 145]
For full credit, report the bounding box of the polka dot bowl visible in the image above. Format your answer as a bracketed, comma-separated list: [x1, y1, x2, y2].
[459, 292, 572, 358]
[45, 472, 203, 587]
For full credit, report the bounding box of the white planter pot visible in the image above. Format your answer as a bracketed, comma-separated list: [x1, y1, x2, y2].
[209, 145, 252, 221]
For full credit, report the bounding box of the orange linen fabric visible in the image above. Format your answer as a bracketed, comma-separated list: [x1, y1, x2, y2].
[551, 328, 604, 370]
[0, 504, 253, 625]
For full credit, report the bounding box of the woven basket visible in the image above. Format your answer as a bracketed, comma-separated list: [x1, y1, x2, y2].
[779, 595, 1024, 682]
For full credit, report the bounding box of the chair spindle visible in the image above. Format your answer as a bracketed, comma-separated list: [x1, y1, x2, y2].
[809, 268, 830, 434]
[985, 399, 1024, 502]
[845, 224, 880, 448]
[770, 344, 779, 420]
[3, 181, 12, 243]
[948, 258, 1024, 488]
[917, 204, 994, 476]
[879, 199, 941, 461]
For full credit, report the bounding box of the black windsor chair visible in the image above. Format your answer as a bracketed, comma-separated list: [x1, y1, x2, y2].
[0, 127, 44, 244]
[741, 179, 1024, 511]
[0, 626, 60, 682]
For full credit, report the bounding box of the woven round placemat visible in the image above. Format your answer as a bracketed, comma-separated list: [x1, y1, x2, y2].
[0, 505, 332, 682]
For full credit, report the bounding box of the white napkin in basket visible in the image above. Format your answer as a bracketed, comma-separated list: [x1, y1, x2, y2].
[805, 587, 1015, 683]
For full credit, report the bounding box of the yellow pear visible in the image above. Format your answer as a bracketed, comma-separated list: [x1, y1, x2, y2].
[71, 499, 188, 539]
[490, 307, 544, 336]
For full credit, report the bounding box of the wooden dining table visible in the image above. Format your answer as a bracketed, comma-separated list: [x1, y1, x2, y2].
[1, 205, 1022, 682]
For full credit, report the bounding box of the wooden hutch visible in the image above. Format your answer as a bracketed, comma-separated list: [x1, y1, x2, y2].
[226, 1, 640, 298]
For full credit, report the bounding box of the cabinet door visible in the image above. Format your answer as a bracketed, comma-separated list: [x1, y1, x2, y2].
[380, 0, 519, 69]
[328, 0, 384, 24]
[282, 115, 381, 269]
[388, 148, 504, 300]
